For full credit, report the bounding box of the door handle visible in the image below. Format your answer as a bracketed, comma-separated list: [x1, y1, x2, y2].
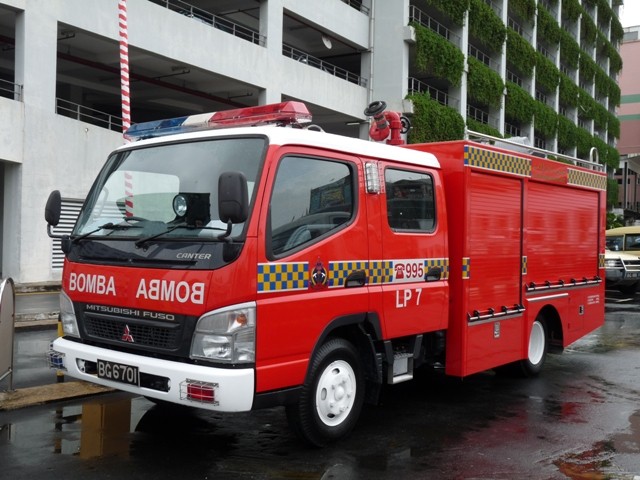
[425, 267, 442, 282]
[345, 270, 367, 288]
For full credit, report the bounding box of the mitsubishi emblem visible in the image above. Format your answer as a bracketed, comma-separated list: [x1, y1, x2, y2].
[121, 325, 135, 343]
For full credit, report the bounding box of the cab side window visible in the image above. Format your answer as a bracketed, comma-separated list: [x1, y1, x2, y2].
[270, 156, 354, 256]
[385, 168, 435, 232]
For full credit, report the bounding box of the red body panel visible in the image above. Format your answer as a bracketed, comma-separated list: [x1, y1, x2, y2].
[406, 141, 606, 377]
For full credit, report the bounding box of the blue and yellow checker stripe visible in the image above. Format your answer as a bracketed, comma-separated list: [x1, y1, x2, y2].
[522, 256, 528, 275]
[368, 260, 394, 285]
[568, 168, 607, 191]
[464, 146, 532, 177]
[329, 261, 369, 288]
[425, 258, 450, 280]
[257, 262, 308, 293]
[462, 257, 471, 279]
[599, 253, 605, 269]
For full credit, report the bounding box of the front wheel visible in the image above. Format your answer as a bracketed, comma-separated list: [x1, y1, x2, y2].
[286, 338, 364, 447]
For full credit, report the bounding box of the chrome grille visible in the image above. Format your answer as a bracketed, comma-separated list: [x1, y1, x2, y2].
[84, 315, 181, 349]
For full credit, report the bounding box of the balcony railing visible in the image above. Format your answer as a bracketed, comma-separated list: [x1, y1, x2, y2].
[467, 104, 499, 129]
[56, 98, 123, 132]
[408, 77, 460, 108]
[468, 44, 499, 71]
[508, 17, 532, 43]
[0, 78, 23, 101]
[282, 44, 367, 87]
[150, 0, 265, 46]
[409, 6, 462, 47]
[505, 122, 522, 137]
[341, 0, 370, 15]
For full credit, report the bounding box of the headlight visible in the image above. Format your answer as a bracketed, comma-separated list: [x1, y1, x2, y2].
[60, 291, 80, 337]
[605, 259, 621, 268]
[190, 302, 256, 363]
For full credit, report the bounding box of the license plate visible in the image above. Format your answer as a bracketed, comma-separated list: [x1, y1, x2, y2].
[627, 272, 640, 278]
[97, 359, 140, 386]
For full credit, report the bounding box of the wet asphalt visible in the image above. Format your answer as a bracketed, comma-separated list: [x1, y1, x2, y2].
[1, 290, 640, 479]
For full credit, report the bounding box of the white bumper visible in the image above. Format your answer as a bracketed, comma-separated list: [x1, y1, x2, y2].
[50, 337, 254, 412]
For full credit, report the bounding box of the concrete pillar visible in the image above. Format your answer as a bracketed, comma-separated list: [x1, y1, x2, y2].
[259, 0, 284, 105]
[371, 0, 411, 112]
[14, 5, 57, 111]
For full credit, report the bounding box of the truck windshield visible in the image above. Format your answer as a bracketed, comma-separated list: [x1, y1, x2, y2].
[74, 136, 265, 241]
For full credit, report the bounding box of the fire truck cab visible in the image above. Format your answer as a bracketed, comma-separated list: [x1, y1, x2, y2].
[46, 101, 606, 446]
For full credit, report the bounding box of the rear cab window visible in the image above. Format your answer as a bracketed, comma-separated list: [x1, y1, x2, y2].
[385, 168, 436, 232]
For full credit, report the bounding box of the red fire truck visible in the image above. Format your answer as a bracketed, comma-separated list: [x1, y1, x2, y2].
[46, 101, 606, 446]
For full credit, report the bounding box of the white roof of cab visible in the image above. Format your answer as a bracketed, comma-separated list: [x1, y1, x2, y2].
[117, 125, 441, 169]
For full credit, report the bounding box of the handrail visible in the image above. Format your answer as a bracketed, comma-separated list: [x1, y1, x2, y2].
[465, 129, 606, 172]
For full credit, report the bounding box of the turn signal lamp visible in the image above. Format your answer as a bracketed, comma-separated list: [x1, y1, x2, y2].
[125, 102, 313, 140]
[180, 379, 218, 405]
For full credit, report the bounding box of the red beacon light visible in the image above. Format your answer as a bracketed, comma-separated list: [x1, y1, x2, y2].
[125, 101, 313, 140]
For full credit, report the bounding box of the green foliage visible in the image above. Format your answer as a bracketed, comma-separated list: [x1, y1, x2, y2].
[579, 54, 597, 82]
[506, 28, 536, 76]
[407, 93, 466, 143]
[412, 23, 465, 86]
[608, 113, 620, 138]
[596, 0, 612, 25]
[607, 44, 623, 74]
[534, 101, 558, 138]
[510, 0, 536, 21]
[611, 16, 624, 44]
[609, 82, 621, 107]
[423, 0, 470, 25]
[467, 57, 505, 108]
[505, 81, 535, 123]
[466, 117, 503, 138]
[580, 15, 597, 46]
[592, 103, 609, 131]
[557, 115, 577, 150]
[562, 0, 582, 22]
[607, 212, 624, 229]
[469, 0, 507, 52]
[560, 30, 580, 69]
[578, 88, 598, 121]
[559, 74, 580, 108]
[537, 5, 562, 45]
[535, 53, 560, 92]
[575, 127, 619, 170]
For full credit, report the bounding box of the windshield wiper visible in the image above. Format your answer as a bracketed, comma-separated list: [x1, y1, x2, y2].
[134, 224, 228, 248]
[72, 222, 137, 244]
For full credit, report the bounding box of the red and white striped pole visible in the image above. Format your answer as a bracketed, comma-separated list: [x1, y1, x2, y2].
[119, 0, 131, 133]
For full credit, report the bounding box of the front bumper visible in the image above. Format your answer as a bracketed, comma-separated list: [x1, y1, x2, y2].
[48, 337, 254, 412]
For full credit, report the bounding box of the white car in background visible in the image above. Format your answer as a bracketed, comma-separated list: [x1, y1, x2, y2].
[605, 226, 640, 294]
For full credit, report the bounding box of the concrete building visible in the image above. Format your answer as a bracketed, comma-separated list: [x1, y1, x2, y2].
[614, 24, 640, 218]
[0, 0, 623, 285]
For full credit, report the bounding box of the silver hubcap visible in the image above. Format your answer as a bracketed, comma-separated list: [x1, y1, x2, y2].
[315, 359, 356, 427]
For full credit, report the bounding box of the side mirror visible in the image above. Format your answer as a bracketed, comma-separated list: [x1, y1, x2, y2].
[218, 172, 248, 224]
[45, 190, 61, 227]
[45, 191, 67, 240]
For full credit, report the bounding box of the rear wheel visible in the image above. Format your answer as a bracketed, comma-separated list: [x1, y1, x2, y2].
[618, 282, 639, 295]
[495, 316, 548, 377]
[519, 317, 548, 377]
[286, 338, 364, 447]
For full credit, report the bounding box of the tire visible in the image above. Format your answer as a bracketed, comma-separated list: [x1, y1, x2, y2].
[495, 317, 548, 378]
[286, 338, 364, 447]
[519, 317, 548, 377]
[618, 282, 639, 295]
